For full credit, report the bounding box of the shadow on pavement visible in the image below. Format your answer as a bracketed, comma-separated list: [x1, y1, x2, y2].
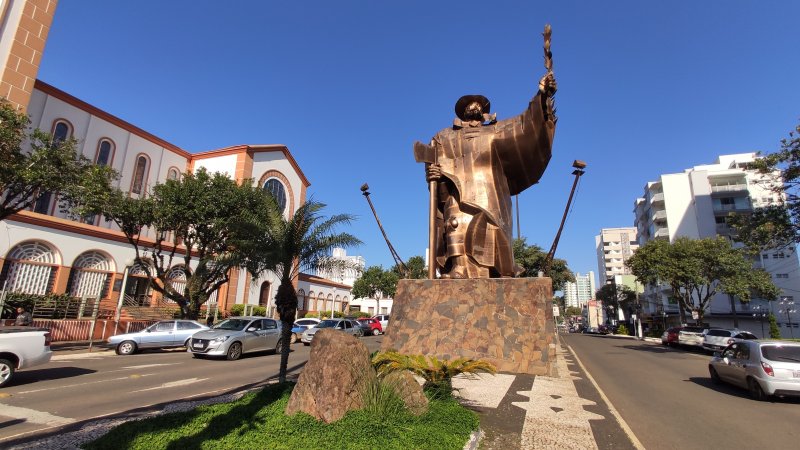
[9, 367, 96, 387]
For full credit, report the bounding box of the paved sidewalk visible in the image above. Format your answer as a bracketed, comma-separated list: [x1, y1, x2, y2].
[453, 340, 642, 449]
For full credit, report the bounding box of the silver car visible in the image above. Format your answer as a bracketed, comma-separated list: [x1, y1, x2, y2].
[709, 340, 800, 400]
[108, 320, 209, 355]
[188, 316, 283, 360]
[301, 319, 362, 346]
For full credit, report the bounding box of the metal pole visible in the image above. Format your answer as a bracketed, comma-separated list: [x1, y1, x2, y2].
[360, 184, 409, 277]
[114, 265, 132, 336]
[543, 161, 586, 276]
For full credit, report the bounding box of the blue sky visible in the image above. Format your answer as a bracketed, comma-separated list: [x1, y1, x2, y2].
[38, 1, 800, 284]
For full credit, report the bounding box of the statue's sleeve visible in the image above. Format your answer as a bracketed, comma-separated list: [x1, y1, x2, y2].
[492, 93, 556, 195]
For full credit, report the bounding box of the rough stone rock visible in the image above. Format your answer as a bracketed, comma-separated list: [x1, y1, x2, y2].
[285, 329, 376, 423]
[383, 370, 429, 416]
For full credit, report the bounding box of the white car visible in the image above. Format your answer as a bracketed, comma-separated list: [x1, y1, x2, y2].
[0, 327, 53, 388]
[709, 340, 800, 400]
[301, 319, 362, 345]
[702, 328, 757, 353]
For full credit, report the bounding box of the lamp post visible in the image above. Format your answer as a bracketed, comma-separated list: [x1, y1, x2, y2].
[752, 305, 767, 338]
[543, 160, 586, 276]
[661, 310, 667, 330]
[779, 297, 797, 339]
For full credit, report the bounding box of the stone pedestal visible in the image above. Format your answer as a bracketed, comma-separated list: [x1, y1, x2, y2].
[381, 277, 554, 375]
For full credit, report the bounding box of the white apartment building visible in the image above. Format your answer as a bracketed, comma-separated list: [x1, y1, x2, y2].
[564, 271, 596, 309]
[633, 153, 800, 336]
[595, 228, 638, 282]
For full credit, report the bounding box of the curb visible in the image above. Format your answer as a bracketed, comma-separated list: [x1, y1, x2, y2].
[463, 429, 483, 450]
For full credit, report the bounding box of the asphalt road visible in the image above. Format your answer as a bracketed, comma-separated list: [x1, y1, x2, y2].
[0, 335, 384, 443]
[561, 333, 800, 450]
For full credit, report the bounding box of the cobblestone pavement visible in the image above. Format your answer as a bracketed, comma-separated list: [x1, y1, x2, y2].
[453, 340, 642, 449]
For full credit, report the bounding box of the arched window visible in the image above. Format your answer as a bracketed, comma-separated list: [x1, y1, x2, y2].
[317, 293, 325, 312]
[32, 191, 53, 214]
[327, 293, 334, 312]
[297, 289, 306, 310]
[68, 251, 114, 299]
[125, 262, 153, 306]
[130, 155, 150, 195]
[52, 120, 72, 143]
[95, 139, 115, 167]
[167, 167, 180, 181]
[0, 242, 59, 295]
[166, 266, 188, 302]
[259, 281, 272, 307]
[263, 178, 287, 212]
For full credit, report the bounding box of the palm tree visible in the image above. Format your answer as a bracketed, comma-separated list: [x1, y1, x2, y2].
[252, 199, 361, 382]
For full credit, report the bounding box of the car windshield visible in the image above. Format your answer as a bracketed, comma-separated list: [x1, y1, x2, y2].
[761, 345, 800, 362]
[317, 320, 340, 328]
[213, 319, 250, 331]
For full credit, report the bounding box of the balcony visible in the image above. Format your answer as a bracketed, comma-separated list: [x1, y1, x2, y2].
[654, 227, 669, 238]
[653, 210, 667, 221]
[650, 193, 664, 204]
[711, 184, 748, 194]
[712, 203, 751, 213]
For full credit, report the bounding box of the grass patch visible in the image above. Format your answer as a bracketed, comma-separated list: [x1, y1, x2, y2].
[83, 382, 478, 450]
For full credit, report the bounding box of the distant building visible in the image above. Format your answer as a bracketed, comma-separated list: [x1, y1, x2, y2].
[633, 153, 800, 335]
[595, 227, 638, 282]
[564, 272, 596, 308]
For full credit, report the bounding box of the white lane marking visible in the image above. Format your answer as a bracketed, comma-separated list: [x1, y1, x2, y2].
[131, 378, 208, 393]
[121, 364, 178, 370]
[17, 374, 156, 394]
[0, 403, 74, 426]
[564, 343, 646, 450]
[51, 352, 112, 361]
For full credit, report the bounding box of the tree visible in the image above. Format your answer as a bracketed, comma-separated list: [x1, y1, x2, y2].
[513, 237, 574, 291]
[392, 255, 427, 280]
[727, 122, 800, 251]
[352, 265, 399, 316]
[626, 237, 780, 324]
[768, 313, 781, 339]
[0, 98, 116, 221]
[249, 200, 361, 383]
[595, 283, 636, 320]
[564, 306, 583, 317]
[92, 168, 275, 319]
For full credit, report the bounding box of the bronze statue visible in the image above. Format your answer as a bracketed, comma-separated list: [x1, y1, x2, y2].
[414, 25, 557, 279]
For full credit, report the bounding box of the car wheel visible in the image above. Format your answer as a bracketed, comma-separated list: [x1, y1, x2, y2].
[303, 342, 310, 346]
[116, 340, 138, 355]
[374, 329, 381, 336]
[226, 342, 242, 361]
[274, 339, 283, 354]
[0, 358, 15, 388]
[748, 378, 766, 401]
[709, 366, 721, 385]
[183, 339, 191, 348]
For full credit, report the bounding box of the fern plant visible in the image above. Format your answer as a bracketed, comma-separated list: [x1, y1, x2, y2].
[372, 351, 496, 399]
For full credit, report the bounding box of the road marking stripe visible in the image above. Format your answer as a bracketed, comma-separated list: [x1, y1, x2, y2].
[121, 364, 178, 369]
[131, 378, 207, 393]
[564, 342, 647, 450]
[0, 403, 74, 426]
[17, 374, 156, 394]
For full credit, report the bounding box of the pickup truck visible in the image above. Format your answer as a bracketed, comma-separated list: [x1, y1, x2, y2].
[0, 326, 53, 388]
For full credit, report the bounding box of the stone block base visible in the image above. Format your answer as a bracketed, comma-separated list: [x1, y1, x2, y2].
[381, 278, 554, 375]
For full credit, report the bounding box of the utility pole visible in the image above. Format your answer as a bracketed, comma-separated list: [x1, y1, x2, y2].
[361, 183, 409, 277]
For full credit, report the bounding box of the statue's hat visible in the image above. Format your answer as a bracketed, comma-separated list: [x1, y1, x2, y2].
[455, 95, 491, 120]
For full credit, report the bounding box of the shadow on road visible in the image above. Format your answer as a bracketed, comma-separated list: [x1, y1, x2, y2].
[9, 367, 96, 387]
[618, 344, 678, 354]
[687, 376, 800, 404]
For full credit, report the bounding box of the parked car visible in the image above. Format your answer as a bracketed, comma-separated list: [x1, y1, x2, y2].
[294, 318, 321, 330]
[108, 320, 209, 355]
[678, 326, 708, 348]
[709, 340, 800, 400]
[702, 329, 758, 353]
[301, 319, 363, 346]
[372, 314, 390, 330]
[0, 326, 52, 388]
[357, 317, 383, 336]
[662, 326, 682, 346]
[188, 317, 283, 360]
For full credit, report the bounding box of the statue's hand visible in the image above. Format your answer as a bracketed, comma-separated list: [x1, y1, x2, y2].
[426, 164, 442, 182]
[538, 72, 557, 97]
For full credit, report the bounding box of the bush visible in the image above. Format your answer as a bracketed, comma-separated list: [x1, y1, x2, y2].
[229, 304, 267, 317]
[769, 313, 782, 339]
[616, 324, 630, 335]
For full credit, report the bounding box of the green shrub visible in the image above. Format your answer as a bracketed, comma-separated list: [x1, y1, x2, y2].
[769, 313, 782, 339]
[228, 304, 266, 317]
[616, 324, 629, 335]
[230, 304, 245, 316]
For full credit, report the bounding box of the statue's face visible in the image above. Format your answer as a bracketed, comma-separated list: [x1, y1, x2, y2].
[463, 101, 483, 121]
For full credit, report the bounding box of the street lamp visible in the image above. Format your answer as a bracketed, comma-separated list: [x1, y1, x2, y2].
[661, 310, 667, 330]
[752, 305, 767, 338]
[779, 298, 797, 339]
